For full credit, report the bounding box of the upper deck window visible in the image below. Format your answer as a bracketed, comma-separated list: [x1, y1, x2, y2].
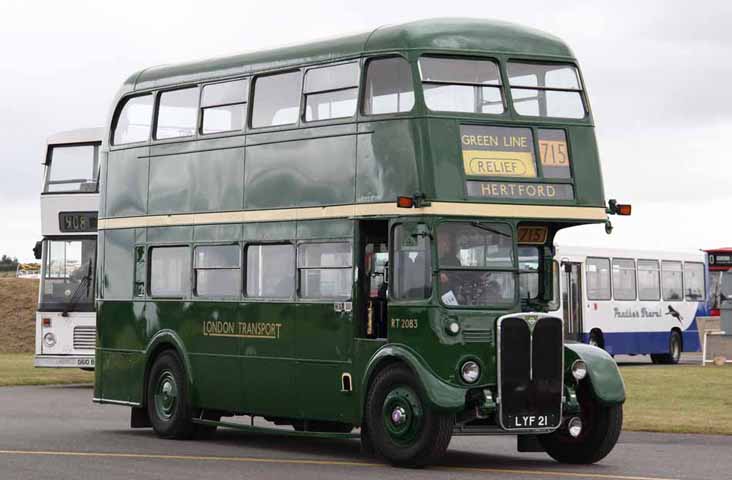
[201, 79, 248, 134]
[507, 63, 585, 119]
[44, 144, 99, 193]
[419, 56, 504, 114]
[304, 63, 359, 122]
[155, 87, 199, 139]
[113, 94, 153, 145]
[364, 57, 414, 115]
[251, 71, 301, 128]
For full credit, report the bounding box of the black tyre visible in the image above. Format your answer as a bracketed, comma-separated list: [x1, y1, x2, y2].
[146, 351, 196, 439]
[364, 365, 454, 467]
[666, 331, 682, 364]
[588, 331, 603, 349]
[539, 384, 623, 464]
[651, 331, 682, 365]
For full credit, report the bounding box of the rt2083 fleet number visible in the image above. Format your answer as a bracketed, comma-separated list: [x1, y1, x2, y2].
[391, 318, 419, 329]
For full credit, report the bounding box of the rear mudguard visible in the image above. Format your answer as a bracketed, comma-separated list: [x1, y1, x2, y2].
[565, 343, 626, 404]
[362, 344, 466, 412]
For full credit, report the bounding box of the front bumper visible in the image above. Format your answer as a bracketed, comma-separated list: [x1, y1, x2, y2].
[34, 354, 95, 369]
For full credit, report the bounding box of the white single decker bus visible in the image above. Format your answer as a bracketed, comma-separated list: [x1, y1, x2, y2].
[546, 245, 707, 364]
[34, 128, 102, 369]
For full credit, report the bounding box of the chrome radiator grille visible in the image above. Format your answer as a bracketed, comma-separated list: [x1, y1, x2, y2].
[73, 326, 96, 350]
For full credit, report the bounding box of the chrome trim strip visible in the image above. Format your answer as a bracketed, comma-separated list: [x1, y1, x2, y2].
[92, 397, 142, 407]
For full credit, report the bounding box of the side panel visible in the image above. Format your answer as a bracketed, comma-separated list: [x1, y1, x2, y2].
[105, 147, 149, 218]
[245, 126, 357, 209]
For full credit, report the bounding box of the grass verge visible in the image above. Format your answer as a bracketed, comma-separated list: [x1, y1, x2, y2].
[620, 364, 732, 435]
[0, 353, 93, 386]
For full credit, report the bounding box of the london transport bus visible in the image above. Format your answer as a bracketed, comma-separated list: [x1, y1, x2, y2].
[94, 19, 629, 466]
[34, 128, 102, 369]
[706, 248, 732, 317]
[549, 245, 706, 363]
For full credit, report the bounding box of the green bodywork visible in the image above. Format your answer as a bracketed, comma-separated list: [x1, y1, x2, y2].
[95, 18, 624, 429]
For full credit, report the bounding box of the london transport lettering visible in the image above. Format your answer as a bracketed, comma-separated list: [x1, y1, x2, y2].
[202, 320, 283, 339]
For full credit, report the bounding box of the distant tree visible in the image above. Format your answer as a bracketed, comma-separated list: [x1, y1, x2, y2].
[0, 255, 19, 269]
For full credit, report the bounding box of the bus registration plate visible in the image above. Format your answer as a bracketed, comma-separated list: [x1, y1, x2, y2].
[507, 414, 550, 429]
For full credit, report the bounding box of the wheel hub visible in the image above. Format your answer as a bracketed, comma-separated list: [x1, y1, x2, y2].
[382, 386, 423, 445]
[154, 371, 178, 420]
[391, 406, 407, 425]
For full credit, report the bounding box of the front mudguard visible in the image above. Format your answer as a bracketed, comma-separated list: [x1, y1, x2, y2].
[565, 343, 626, 404]
[362, 344, 467, 413]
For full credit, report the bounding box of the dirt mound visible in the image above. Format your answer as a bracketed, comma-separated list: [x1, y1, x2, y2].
[0, 278, 38, 353]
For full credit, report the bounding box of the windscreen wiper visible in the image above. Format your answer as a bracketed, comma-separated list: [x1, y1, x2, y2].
[61, 260, 93, 317]
[471, 222, 511, 238]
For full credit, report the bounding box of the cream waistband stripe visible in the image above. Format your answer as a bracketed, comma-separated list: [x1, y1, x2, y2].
[97, 202, 607, 230]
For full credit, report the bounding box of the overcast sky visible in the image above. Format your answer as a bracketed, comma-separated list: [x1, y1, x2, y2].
[1, 0, 730, 261]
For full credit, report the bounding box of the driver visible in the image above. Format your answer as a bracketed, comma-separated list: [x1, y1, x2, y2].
[437, 231, 503, 306]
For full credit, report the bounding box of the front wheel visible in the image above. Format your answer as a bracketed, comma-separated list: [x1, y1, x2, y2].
[364, 365, 454, 467]
[539, 386, 623, 464]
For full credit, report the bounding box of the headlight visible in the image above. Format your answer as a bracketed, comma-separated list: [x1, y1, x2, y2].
[447, 321, 460, 335]
[567, 416, 583, 438]
[461, 361, 480, 383]
[571, 359, 587, 381]
[43, 332, 57, 348]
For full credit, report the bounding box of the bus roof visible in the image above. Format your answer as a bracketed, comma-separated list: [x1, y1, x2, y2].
[125, 18, 575, 92]
[46, 128, 104, 146]
[555, 245, 706, 263]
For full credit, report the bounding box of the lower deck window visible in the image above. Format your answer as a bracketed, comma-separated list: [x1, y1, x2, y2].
[662, 261, 683, 300]
[683, 262, 705, 301]
[150, 246, 190, 297]
[246, 244, 295, 298]
[612, 258, 637, 301]
[297, 242, 352, 299]
[586, 257, 611, 300]
[194, 245, 240, 297]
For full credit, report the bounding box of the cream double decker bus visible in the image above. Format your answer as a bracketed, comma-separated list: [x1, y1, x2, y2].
[34, 128, 102, 369]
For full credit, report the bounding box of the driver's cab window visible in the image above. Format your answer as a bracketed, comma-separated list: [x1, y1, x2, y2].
[518, 246, 540, 301]
[436, 222, 515, 307]
[392, 223, 432, 300]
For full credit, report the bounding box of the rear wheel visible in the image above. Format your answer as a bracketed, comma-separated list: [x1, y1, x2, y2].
[147, 351, 195, 439]
[364, 365, 454, 467]
[539, 385, 623, 464]
[651, 331, 682, 365]
[146, 351, 216, 440]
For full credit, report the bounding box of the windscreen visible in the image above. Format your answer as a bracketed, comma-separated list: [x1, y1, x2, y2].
[40, 238, 96, 310]
[45, 144, 99, 193]
[712, 271, 732, 310]
[436, 222, 515, 307]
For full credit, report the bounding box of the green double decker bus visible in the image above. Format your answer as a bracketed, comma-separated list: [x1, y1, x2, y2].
[94, 18, 625, 466]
